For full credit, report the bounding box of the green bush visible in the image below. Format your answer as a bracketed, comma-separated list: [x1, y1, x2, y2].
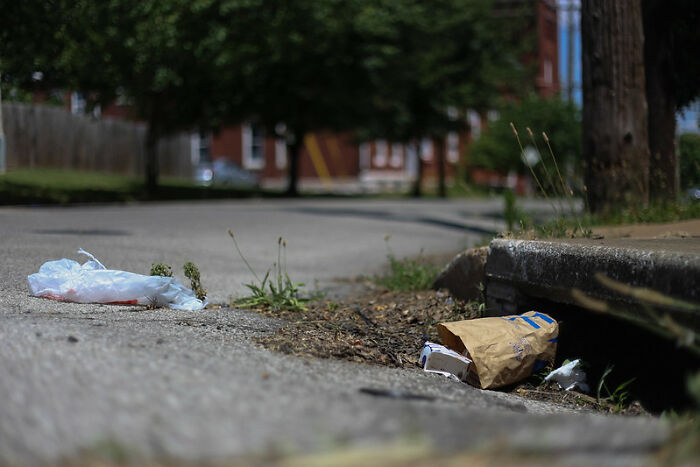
[680, 133, 700, 188]
[468, 94, 581, 185]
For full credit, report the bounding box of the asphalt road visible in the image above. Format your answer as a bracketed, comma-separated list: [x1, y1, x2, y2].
[0, 199, 669, 464]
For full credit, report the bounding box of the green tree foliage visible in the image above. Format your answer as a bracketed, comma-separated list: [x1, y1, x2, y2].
[2, 0, 231, 192]
[643, 1, 700, 113]
[468, 94, 581, 185]
[680, 133, 700, 189]
[213, 0, 515, 196]
[0, 2, 69, 91]
[2, 0, 523, 198]
[353, 0, 521, 196]
[214, 0, 375, 196]
[643, 0, 700, 201]
[56, 0, 232, 193]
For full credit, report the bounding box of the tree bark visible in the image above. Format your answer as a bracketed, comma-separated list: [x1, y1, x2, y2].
[581, 0, 650, 213]
[145, 123, 159, 196]
[435, 136, 447, 198]
[643, 0, 679, 203]
[285, 135, 302, 197]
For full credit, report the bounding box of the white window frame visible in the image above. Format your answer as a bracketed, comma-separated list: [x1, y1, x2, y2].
[420, 138, 433, 161]
[190, 130, 211, 165]
[467, 109, 481, 140]
[374, 139, 388, 167]
[447, 132, 459, 163]
[275, 138, 287, 170]
[544, 59, 553, 86]
[405, 143, 418, 178]
[242, 122, 265, 170]
[390, 143, 403, 168]
[447, 105, 459, 121]
[70, 92, 86, 115]
[190, 132, 201, 166]
[359, 142, 371, 170]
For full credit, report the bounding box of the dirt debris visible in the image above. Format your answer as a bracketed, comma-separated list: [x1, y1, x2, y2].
[246, 287, 650, 415]
[254, 289, 481, 368]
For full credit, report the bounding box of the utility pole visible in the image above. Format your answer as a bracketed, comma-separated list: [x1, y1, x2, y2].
[566, 1, 575, 102]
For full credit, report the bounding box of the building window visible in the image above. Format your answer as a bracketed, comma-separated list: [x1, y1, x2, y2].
[390, 143, 403, 168]
[199, 130, 211, 162]
[405, 143, 419, 178]
[447, 106, 459, 121]
[359, 142, 371, 170]
[70, 92, 86, 115]
[275, 138, 287, 170]
[374, 139, 388, 167]
[544, 58, 553, 86]
[190, 131, 211, 165]
[242, 123, 265, 170]
[447, 132, 459, 163]
[467, 109, 481, 140]
[420, 138, 433, 161]
[274, 122, 287, 169]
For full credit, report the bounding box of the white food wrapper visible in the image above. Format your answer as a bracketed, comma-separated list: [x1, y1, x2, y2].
[545, 359, 590, 392]
[420, 342, 472, 382]
[27, 249, 206, 311]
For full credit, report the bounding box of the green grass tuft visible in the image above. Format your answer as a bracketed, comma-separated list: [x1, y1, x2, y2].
[228, 231, 310, 312]
[374, 236, 439, 291]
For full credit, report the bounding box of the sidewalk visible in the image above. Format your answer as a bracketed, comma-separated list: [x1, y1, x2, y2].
[485, 220, 700, 329]
[480, 220, 699, 412]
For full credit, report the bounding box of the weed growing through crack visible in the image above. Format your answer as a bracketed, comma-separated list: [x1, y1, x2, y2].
[597, 365, 636, 413]
[374, 235, 439, 291]
[228, 230, 309, 312]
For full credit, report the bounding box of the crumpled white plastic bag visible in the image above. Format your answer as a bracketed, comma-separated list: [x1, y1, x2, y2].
[27, 249, 206, 310]
[544, 358, 590, 392]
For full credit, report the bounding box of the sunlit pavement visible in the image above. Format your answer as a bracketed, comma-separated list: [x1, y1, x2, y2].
[0, 198, 667, 464]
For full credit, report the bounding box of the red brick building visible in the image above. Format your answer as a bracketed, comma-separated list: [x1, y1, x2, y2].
[200, 0, 559, 192]
[58, 1, 558, 191]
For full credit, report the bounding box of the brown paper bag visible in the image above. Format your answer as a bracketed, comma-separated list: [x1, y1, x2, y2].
[437, 311, 558, 389]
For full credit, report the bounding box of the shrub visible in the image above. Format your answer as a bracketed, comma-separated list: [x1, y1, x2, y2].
[468, 94, 581, 190]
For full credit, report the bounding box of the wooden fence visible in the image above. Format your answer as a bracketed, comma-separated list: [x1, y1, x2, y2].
[1, 102, 194, 178]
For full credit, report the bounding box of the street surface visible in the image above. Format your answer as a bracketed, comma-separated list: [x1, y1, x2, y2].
[0, 198, 667, 464]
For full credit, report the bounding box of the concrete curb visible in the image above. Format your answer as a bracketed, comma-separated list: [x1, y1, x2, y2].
[484, 237, 700, 329]
[432, 246, 488, 301]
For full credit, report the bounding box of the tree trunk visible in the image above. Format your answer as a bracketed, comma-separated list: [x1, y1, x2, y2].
[644, 0, 679, 203]
[435, 136, 447, 198]
[412, 142, 423, 198]
[581, 0, 650, 213]
[145, 123, 159, 195]
[285, 135, 302, 197]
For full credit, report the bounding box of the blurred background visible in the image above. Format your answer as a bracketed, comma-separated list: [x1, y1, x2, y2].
[0, 0, 698, 204]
